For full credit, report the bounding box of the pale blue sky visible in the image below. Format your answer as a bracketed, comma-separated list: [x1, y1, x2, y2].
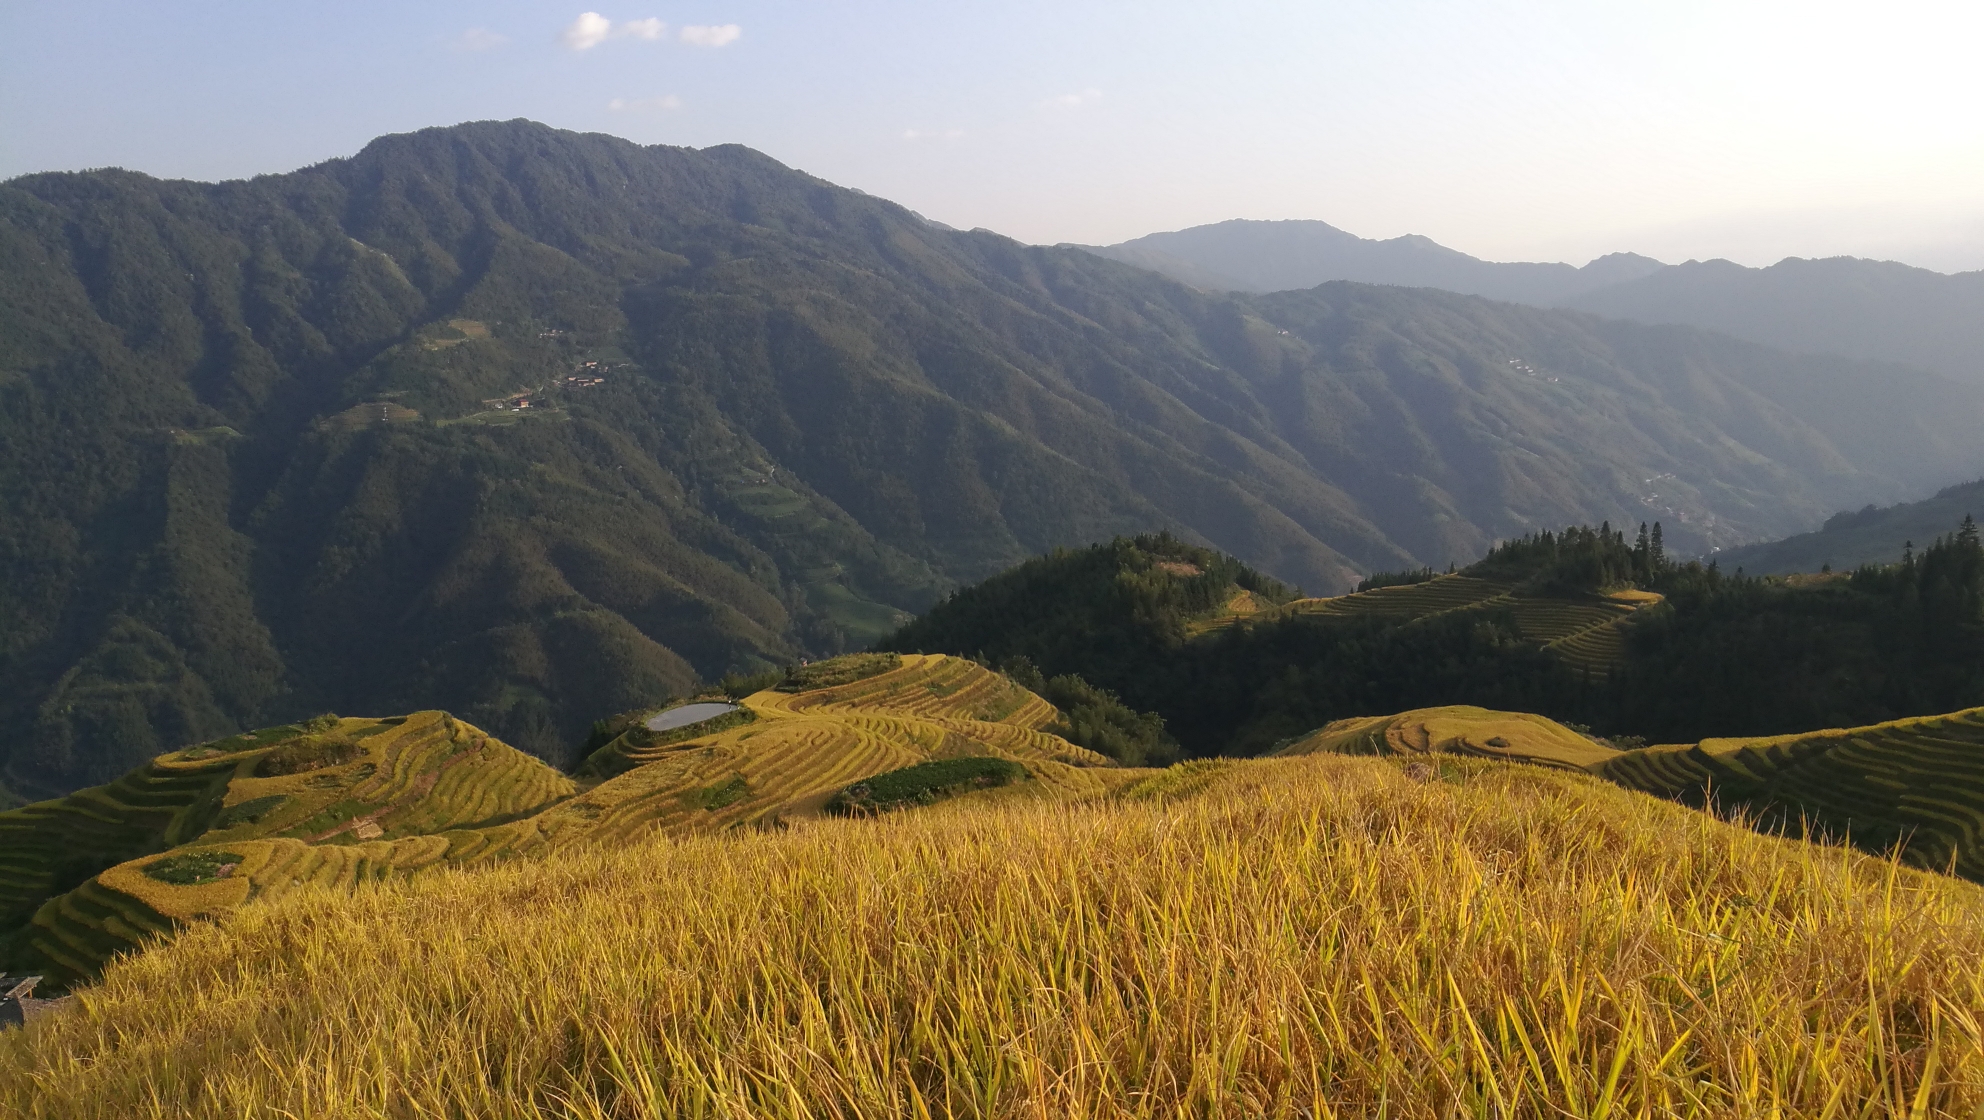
[5, 1, 1982, 270]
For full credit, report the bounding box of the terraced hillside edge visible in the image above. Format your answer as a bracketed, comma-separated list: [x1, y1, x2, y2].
[1283, 703, 1984, 883]
[0, 654, 1119, 986]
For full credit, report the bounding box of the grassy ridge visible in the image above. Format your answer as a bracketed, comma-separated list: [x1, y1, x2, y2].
[1, 752, 1977, 1116]
[1288, 703, 1984, 882]
[1594, 707, 1984, 880]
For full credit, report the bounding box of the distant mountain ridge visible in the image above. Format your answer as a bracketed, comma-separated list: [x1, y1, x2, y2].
[1563, 256, 1984, 385]
[1083, 219, 1984, 386]
[1712, 478, 1984, 575]
[1077, 219, 1668, 303]
[5, 119, 1984, 793]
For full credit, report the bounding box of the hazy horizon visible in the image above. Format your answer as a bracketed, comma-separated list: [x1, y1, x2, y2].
[6, 1, 1982, 272]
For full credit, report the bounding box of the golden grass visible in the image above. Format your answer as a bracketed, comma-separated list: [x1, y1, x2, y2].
[7, 657, 1114, 987]
[3, 753, 1980, 1118]
[1284, 705, 1618, 770]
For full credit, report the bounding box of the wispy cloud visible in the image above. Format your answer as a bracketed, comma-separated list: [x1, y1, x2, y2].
[1038, 88, 1104, 109]
[609, 94, 684, 112]
[563, 12, 613, 49]
[564, 13, 675, 49]
[679, 24, 742, 48]
[903, 128, 965, 142]
[453, 27, 508, 52]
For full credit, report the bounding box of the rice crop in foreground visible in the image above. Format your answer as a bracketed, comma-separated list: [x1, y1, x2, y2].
[3, 753, 1980, 1119]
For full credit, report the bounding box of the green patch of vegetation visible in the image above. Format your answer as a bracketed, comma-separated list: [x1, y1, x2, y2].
[806, 583, 910, 649]
[720, 669, 785, 698]
[826, 757, 1026, 815]
[254, 736, 363, 777]
[683, 775, 751, 811]
[1357, 567, 1438, 592]
[217, 796, 287, 829]
[778, 653, 902, 693]
[999, 657, 1175, 767]
[142, 850, 245, 885]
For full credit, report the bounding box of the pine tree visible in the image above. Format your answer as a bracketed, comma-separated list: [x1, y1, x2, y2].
[1650, 522, 1665, 572]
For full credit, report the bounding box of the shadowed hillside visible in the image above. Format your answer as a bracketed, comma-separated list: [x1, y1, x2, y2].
[7, 119, 1984, 793]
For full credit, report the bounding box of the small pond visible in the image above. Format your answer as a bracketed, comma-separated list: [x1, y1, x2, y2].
[644, 702, 740, 733]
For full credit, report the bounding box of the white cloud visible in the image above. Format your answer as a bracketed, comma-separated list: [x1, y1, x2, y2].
[1038, 88, 1104, 109]
[679, 24, 742, 47]
[563, 12, 613, 49]
[619, 17, 665, 40]
[609, 94, 684, 112]
[453, 27, 508, 52]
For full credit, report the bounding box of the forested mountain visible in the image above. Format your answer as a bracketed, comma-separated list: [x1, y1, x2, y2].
[888, 523, 1984, 758]
[5, 118, 1984, 794]
[1713, 477, 1984, 575]
[1562, 256, 1984, 385]
[1079, 218, 1667, 301]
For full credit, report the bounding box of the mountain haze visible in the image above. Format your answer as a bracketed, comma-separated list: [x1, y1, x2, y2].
[1712, 478, 1984, 575]
[1090, 221, 1984, 387]
[1079, 219, 1669, 301]
[4, 119, 1983, 791]
[1563, 256, 1984, 385]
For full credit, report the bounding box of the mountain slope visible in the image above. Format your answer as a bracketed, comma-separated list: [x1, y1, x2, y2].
[1564, 256, 1984, 385]
[6, 119, 1984, 791]
[1079, 218, 1667, 300]
[1712, 478, 1984, 574]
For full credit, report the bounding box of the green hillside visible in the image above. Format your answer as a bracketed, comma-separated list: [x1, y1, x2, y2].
[7, 119, 1984, 793]
[889, 520, 1984, 756]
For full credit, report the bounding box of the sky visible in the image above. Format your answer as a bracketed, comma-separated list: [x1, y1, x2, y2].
[4, 1, 1983, 271]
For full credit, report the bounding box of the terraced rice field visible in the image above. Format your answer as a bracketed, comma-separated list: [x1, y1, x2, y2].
[1287, 575, 1514, 620]
[1286, 703, 1984, 884]
[1281, 706, 1618, 771]
[2, 655, 1115, 986]
[1594, 706, 1984, 879]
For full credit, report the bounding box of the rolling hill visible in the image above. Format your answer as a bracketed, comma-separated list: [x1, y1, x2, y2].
[0, 653, 1123, 987]
[7, 119, 1984, 794]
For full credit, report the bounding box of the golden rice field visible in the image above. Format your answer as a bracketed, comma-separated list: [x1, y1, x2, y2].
[1595, 706, 1984, 881]
[2, 751, 1979, 1118]
[0, 655, 1110, 987]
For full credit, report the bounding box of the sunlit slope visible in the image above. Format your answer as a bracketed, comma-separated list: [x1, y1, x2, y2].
[1282, 705, 1618, 770]
[1193, 574, 1653, 673]
[1286, 702, 1984, 882]
[4, 655, 1108, 985]
[3, 753, 1978, 1118]
[1593, 707, 1984, 879]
